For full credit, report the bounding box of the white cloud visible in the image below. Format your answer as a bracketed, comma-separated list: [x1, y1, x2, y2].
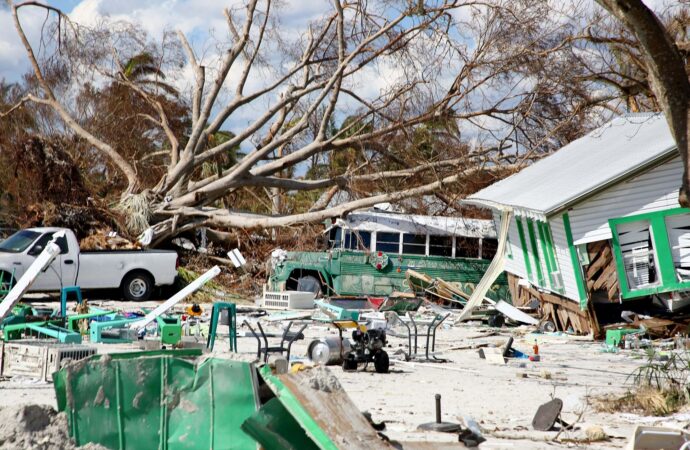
[0, 6, 55, 81]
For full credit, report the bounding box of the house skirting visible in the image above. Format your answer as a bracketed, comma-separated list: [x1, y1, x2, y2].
[507, 273, 601, 337]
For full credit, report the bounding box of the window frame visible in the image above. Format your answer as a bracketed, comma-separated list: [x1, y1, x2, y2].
[609, 207, 690, 299]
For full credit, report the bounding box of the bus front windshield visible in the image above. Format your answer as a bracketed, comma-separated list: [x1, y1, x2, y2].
[0, 230, 41, 253]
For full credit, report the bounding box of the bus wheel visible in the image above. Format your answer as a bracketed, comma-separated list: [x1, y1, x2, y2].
[296, 275, 322, 296]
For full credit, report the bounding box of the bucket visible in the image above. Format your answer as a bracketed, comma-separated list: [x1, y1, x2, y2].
[307, 337, 352, 365]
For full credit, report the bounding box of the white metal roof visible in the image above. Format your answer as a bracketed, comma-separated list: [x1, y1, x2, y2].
[467, 114, 677, 216]
[335, 211, 496, 238]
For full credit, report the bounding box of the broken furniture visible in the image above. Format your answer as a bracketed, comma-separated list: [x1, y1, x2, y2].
[206, 302, 237, 351]
[3, 320, 82, 344]
[243, 319, 307, 363]
[89, 316, 140, 343]
[532, 398, 569, 431]
[64, 308, 116, 332]
[387, 312, 450, 362]
[59, 285, 83, 316]
[418, 394, 461, 433]
[313, 299, 360, 321]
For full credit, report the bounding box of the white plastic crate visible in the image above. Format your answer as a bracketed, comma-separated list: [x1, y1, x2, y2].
[260, 290, 315, 309]
[1, 340, 96, 382]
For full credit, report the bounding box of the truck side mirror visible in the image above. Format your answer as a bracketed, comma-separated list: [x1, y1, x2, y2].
[28, 244, 44, 256]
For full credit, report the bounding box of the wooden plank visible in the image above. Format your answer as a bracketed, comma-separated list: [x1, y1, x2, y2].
[556, 307, 571, 331]
[587, 245, 611, 276]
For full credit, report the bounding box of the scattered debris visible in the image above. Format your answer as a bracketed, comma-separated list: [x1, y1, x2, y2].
[532, 398, 567, 431]
[417, 394, 461, 433]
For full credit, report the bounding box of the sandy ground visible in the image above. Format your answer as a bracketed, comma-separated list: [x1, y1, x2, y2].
[1, 297, 688, 449]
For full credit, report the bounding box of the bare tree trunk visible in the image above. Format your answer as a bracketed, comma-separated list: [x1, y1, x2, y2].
[597, 0, 690, 206]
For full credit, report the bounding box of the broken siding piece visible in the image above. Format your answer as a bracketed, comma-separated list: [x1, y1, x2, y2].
[259, 365, 393, 450]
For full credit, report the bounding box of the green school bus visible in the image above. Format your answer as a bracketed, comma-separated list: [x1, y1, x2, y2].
[267, 210, 510, 300]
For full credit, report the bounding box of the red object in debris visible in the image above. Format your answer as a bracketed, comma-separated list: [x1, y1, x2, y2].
[396, 267, 401, 273]
[533, 341, 539, 355]
[376, 263, 382, 270]
[529, 355, 541, 362]
[378, 251, 382, 257]
[368, 297, 386, 309]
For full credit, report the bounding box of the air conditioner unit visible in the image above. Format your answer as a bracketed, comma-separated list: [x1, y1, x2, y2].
[0, 340, 96, 382]
[626, 246, 651, 288]
[260, 290, 316, 310]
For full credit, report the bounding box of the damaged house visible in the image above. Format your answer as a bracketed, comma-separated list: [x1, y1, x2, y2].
[467, 113, 689, 335]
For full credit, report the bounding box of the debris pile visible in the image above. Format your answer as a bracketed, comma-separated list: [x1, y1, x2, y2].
[0, 404, 107, 450]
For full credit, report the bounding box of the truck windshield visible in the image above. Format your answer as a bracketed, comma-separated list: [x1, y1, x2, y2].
[0, 230, 41, 253]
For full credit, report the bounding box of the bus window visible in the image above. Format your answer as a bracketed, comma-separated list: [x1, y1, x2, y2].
[376, 232, 400, 253]
[344, 230, 371, 251]
[429, 235, 453, 257]
[482, 238, 498, 259]
[456, 237, 480, 258]
[403, 234, 426, 255]
[328, 227, 342, 249]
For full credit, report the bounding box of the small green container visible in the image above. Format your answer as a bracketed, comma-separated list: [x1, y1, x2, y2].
[605, 328, 641, 347]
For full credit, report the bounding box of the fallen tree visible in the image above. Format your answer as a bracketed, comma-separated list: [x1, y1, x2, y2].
[3, 0, 654, 243]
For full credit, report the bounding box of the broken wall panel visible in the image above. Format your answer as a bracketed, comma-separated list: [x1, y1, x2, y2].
[507, 273, 600, 336]
[585, 240, 620, 302]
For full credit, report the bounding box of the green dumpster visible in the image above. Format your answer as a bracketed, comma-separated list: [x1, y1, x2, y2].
[53, 350, 259, 450]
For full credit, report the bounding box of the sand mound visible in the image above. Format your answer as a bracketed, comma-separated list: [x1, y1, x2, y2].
[0, 404, 107, 450]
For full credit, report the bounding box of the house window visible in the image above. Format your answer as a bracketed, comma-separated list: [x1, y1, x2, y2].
[615, 220, 659, 290]
[429, 236, 453, 257]
[665, 213, 690, 281]
[456, 237, 480, 258]
[376, 232, 400, 254]
[402, 234, 426, 255]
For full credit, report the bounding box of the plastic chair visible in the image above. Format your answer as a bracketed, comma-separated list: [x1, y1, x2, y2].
[206, 302, 237, 351]
[60, 286, 83, 316]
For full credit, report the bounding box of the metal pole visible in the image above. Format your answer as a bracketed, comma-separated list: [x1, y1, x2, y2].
[435, 394, 442, 424]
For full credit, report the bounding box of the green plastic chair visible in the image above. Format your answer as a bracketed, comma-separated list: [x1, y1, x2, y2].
[207, 302, 237, 351]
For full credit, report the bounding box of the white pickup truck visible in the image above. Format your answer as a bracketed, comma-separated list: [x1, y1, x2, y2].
[0, 227, 178, 300]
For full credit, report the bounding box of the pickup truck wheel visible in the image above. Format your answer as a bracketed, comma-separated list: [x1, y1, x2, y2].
[122, 272, 153, 301]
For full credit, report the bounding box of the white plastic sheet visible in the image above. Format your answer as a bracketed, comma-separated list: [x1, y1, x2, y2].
[454, 209, 512, 323]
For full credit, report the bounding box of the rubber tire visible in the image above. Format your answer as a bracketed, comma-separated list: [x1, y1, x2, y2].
[122, 272, 153, 301]
[374, 350, 389, 374]
[296, 275, 322, 296]
[342, 355, 358, 372]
